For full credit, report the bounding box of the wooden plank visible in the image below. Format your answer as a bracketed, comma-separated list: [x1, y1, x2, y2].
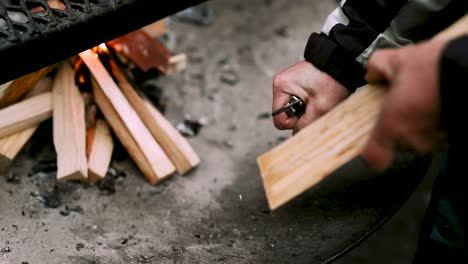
[106, 29, 171, 74]
[0, 65, 54, 109]
[91, 78, 174, 184]
[52, 62, 88, 181]
[257, 15, 468, 210]
[141, 19, 167, 38]
[0, 92, 52, 138]
[0, 77, 54, 172]
[80, 49, 175, 184]
[87, 119, 114, 183]
[108, 57, 199, 174]
[143, 99, 200, 174]
[258, 86, 385, 210]
[0, 127, 38, 173]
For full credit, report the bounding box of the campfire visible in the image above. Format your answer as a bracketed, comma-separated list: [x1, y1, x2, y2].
[0, 22, 200, 186]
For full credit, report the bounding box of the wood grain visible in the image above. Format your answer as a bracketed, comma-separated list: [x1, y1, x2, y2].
[0, 77, 54, 171]
[52, 62, 88, 181]
[0, 92, 52, 138]
[258, 86, 385, 210]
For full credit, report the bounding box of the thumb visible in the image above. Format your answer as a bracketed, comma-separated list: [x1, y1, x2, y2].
[361, 126, 394, 172]
[365, 49, 400, 84]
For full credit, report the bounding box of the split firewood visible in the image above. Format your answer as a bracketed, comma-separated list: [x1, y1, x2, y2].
[0, 77, 54, 172]
[52, 62, 88, 181]
[0, 127, 38, 173]
[79, 49, 175, 185]
[167, 53, 188, 75]
[0, 92, 52, 139]
[143, 99, 200, 174]
[141, 19, 167, 38]
[0, 65, 54, 109]
[87, 119, 114, 183]
[108, 58, 199, 174]
[257, 15, 468, 210]
[106, 29, 171, 74]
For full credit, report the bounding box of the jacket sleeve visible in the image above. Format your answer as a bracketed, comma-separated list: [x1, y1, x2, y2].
[304, 0, 468, 92]
[439, 35, 468, 144]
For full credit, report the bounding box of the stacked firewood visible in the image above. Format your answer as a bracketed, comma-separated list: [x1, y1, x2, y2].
[0, 20, 199, 186]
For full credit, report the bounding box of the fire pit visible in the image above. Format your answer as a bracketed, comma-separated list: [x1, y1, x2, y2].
[0, 0, 204, 84]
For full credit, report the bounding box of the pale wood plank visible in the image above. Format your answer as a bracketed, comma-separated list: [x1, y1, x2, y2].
[0, 65, 54, 109]
[257, 15, 468, 210]
[0, 77, 54, 171]
[52, 62, 88, 181]
[144, 99, 200, 174]
[80, 49, 175, 184]
[257, 86, 385, 210]
[0, 92, 52, 138]
[91, 78, 173, 185]
[108, 58, 199, 174]
[0, 126, 38, 172]
[87, 119, 114, 183]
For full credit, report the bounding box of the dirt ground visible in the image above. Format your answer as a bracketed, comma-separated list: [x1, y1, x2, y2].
[0, 0, 437, 263]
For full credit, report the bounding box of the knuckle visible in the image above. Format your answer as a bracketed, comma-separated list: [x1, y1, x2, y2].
[273, 72, 289, 89]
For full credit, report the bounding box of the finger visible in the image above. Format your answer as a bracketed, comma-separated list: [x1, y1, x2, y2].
[360, 123, 395, 172]
[361, 135, 394, 172]
[360, 107, 397, 172]
[272, 92, 299, 130]
[365, 49, 400, 84]
[273, 112, 299, 130]
[292, 103, 319, 134]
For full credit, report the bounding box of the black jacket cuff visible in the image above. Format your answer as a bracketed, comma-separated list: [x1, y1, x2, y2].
[304, 33, 366, 92]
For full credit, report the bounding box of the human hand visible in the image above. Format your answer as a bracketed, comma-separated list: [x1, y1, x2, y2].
[272, 60, 349, 134]
[361, 39, 449, 171]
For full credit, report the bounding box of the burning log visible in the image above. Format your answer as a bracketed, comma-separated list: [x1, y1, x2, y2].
[1, 24, 199, 187]
[0, 66, 54, 109]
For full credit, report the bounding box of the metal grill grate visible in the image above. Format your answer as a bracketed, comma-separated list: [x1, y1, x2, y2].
[0, 1, 122, 45]
[0, 0, 204, 83]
